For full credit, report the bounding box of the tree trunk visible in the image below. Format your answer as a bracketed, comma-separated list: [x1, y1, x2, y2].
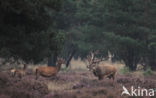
[66, 49, 76, 68]
[124, 59, 137, 71]
[149, 58, 156, 71]
[48, 52, 58, 66]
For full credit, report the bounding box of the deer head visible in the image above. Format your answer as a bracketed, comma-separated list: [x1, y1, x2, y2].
[57, 58, 65, 65]
[87, 51, 104, 71]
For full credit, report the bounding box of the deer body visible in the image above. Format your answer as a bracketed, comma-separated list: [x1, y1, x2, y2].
[14, 69, 26, 78]
[35, 58, 64, 80]
[10, 64, 27, 78]
[36, 66, 60, 77]
[10, 68, 16, 77]
[92, 65, 116, 80]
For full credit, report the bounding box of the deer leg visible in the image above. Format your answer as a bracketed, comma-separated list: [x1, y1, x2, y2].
[14, 71, 16, 77]
[112, 74, 115, 81]
[35, 69, 39, 80]
[98, 75, 103, 80]
[109, 74, 114, 81]
[11, 72, 14, 77]
[107, 75, 111, 79]
[19, 74, 22, 79]
[112, 72, 116, 81]
[111, 75, 114, 83]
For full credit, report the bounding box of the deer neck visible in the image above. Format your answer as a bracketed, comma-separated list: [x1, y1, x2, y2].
[56, 63, 62, 71]
[23, 64, 27, 70]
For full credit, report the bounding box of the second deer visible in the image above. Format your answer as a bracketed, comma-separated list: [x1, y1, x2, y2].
[10, 64, 27, 78]
[35, 58, 65, 80]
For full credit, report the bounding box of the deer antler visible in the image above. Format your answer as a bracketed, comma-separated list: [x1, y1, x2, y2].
[87, 51, 95, 63]
[93, 56, 105, 64]
[87, 51, 104, 70]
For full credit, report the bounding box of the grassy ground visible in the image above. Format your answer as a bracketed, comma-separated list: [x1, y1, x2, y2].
[0, 59, 156, 98]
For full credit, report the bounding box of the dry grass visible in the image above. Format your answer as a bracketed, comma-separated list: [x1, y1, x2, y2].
[69, 58, 88, 70]
[47, 80, 74, 92]
[68, 58, 125, 71]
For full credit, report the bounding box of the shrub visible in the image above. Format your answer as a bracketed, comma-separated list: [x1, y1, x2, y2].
[121, 66, 130, 74]
[0, 72, 49, 98]
[144, 67, 153, 76]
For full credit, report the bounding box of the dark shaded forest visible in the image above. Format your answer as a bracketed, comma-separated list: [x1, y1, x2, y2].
[0, 0, 156, 70]
[0, 0, 156, 71]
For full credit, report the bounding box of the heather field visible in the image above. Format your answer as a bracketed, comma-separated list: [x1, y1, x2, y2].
[0, 71, 156, 98]
[0, 60, 156, 98]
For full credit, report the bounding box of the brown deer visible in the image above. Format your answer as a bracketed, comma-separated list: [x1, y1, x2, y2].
[10, 68, 16, 77]
[10, 64, 27, 78]
[35, 58, 65, 80]
[87, 51, 117, 81]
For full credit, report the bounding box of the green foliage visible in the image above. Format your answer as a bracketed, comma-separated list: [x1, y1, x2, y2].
[121, 66, 130, 74]
[104, 32, 145, 70]
[144, 67, 153, 76]
[58, 0, 156, 70]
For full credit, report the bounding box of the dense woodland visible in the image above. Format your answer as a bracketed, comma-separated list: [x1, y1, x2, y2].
[0, 0, 156, 71]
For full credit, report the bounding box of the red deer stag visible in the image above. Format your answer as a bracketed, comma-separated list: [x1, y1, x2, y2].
[35, 58, 65, 80]
[87, 51, 117, 81]
[10, 64, 27, 78]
